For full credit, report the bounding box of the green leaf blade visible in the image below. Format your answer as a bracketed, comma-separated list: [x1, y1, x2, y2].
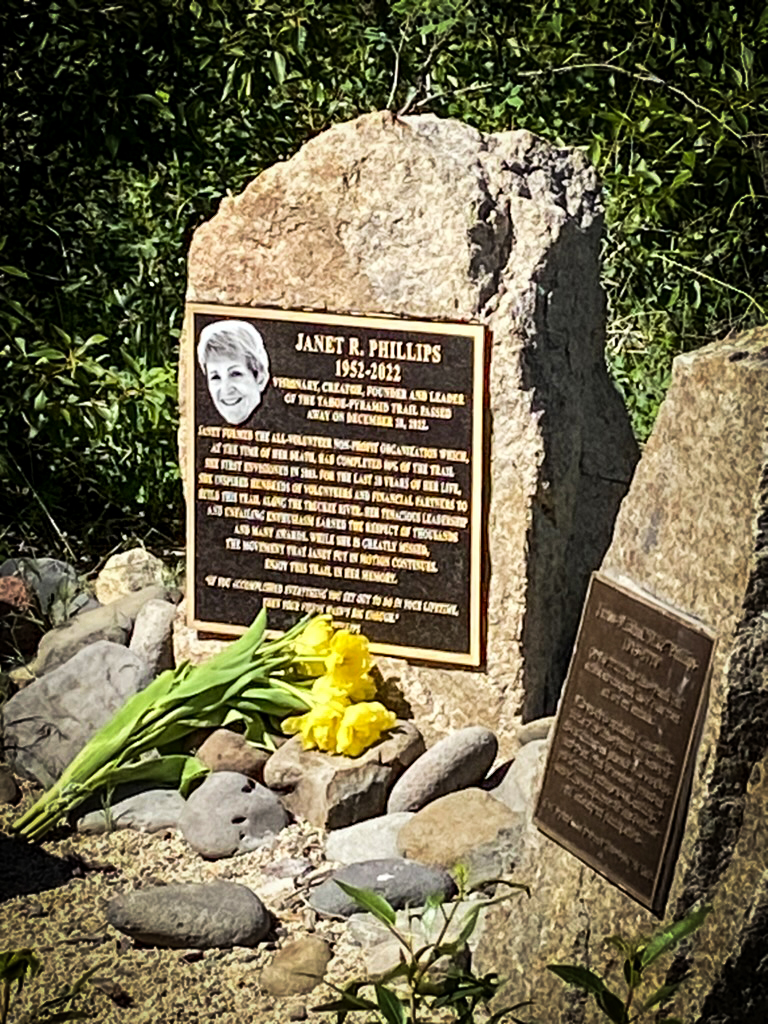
[334, 881, 396, 926]
[375, 984, 407, 1024]
[643, 981, 681, 1011]
[547, 964, 606, 996]
[641, 906, 712, 967]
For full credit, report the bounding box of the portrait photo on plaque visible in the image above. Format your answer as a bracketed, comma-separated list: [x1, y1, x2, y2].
[197, 319, 271, 426]
[186, 304, 487, 666]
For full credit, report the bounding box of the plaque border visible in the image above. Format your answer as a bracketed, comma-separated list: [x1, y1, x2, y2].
[185, 302, 487, 667]
[533, 570, 716, 916]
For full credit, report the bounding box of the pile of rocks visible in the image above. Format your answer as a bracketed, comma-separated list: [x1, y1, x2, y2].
[0, 549, 551, 1005]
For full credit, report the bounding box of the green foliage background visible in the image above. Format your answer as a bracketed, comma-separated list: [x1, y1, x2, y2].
[2, 0, 766, 561]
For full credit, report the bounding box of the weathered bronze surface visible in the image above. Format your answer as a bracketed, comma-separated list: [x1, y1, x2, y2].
[186, 304, 486, 665]
[534, 572, 715, 915]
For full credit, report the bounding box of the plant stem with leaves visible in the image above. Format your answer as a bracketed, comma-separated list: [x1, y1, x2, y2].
[548, 905, 712, 1023]
[12, 610, 320, 840]
[314, 878, 535, 1024]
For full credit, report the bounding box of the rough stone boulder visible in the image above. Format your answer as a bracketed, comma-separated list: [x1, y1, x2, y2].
[475, 327, 768, 1022]
[128, 598, 177, 675]
[3, 641, 154, 787]
[397, 788, 525, 886]
[94, 547, 167, 605]
[263, 721, 425, 830]
[182, 111, 638, 747]
[25, 584, 177, 678]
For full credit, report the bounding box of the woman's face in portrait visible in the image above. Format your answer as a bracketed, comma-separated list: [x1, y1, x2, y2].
[205, 355, 263, 424]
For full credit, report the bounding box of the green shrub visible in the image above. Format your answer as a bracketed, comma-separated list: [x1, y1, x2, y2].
[0, 947, 96, 1023]
[2, 1, 766, 557]
[314, 878, 533, 1024]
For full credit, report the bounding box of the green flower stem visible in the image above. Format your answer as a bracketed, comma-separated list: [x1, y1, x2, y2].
[272, 678, 320, 708]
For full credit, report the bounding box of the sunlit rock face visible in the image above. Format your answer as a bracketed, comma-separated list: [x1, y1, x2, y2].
[475, 327, 768, 1023]
[182, 111, 638, 750]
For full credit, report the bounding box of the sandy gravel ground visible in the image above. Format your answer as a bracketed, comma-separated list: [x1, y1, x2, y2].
[1, 779, 375, 1024]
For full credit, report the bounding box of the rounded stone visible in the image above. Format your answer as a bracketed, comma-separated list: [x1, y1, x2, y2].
[490, 739, 548, 814]
[325, 812, 414, 864]
[0, 767, 20, 805]
[397, 788, 524, 884]
[308, 858, 456, 917]
[516, 717, 555, 745]
[75, 786, 186, 834]
[178, 770, 288, 859]
[106, 881, 269, 948]
[195, 729, 270, 781]
[386, 726, 498, 813]
[259, 936, 332, 995]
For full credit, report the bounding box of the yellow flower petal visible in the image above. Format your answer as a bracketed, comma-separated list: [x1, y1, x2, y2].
[311, 675, 346, 702]
[294, 616, 334, 658]
[292, 615, 335, 677]
[335, 701, 397, 757]
[283, 700, 348, 752]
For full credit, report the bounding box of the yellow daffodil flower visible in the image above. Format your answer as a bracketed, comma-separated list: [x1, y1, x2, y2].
[282, 698, 349, 752]
[335, 701, 397, 757]
[324, 630, 371, 682]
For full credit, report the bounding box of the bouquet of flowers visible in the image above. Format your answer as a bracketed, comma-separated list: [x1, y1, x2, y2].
[13, 612, 395, 841]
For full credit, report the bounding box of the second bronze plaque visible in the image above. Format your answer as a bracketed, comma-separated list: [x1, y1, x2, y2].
[535, 572, 715, 915]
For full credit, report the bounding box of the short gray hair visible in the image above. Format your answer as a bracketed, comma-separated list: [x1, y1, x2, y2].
[197, 320, 269, 383]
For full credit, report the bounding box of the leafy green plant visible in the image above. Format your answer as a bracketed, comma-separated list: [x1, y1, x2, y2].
[0, 948, 95, 1023]
[314, 879, 534, 1024]
[548, 904, 712, 1023]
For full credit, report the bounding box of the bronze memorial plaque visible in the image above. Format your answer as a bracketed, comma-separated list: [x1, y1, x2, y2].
[186, 303, 486, 665]
[534, 571, 716, 915]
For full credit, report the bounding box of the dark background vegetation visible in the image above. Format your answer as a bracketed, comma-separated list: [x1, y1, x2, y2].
[2, 0, 766, 566]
